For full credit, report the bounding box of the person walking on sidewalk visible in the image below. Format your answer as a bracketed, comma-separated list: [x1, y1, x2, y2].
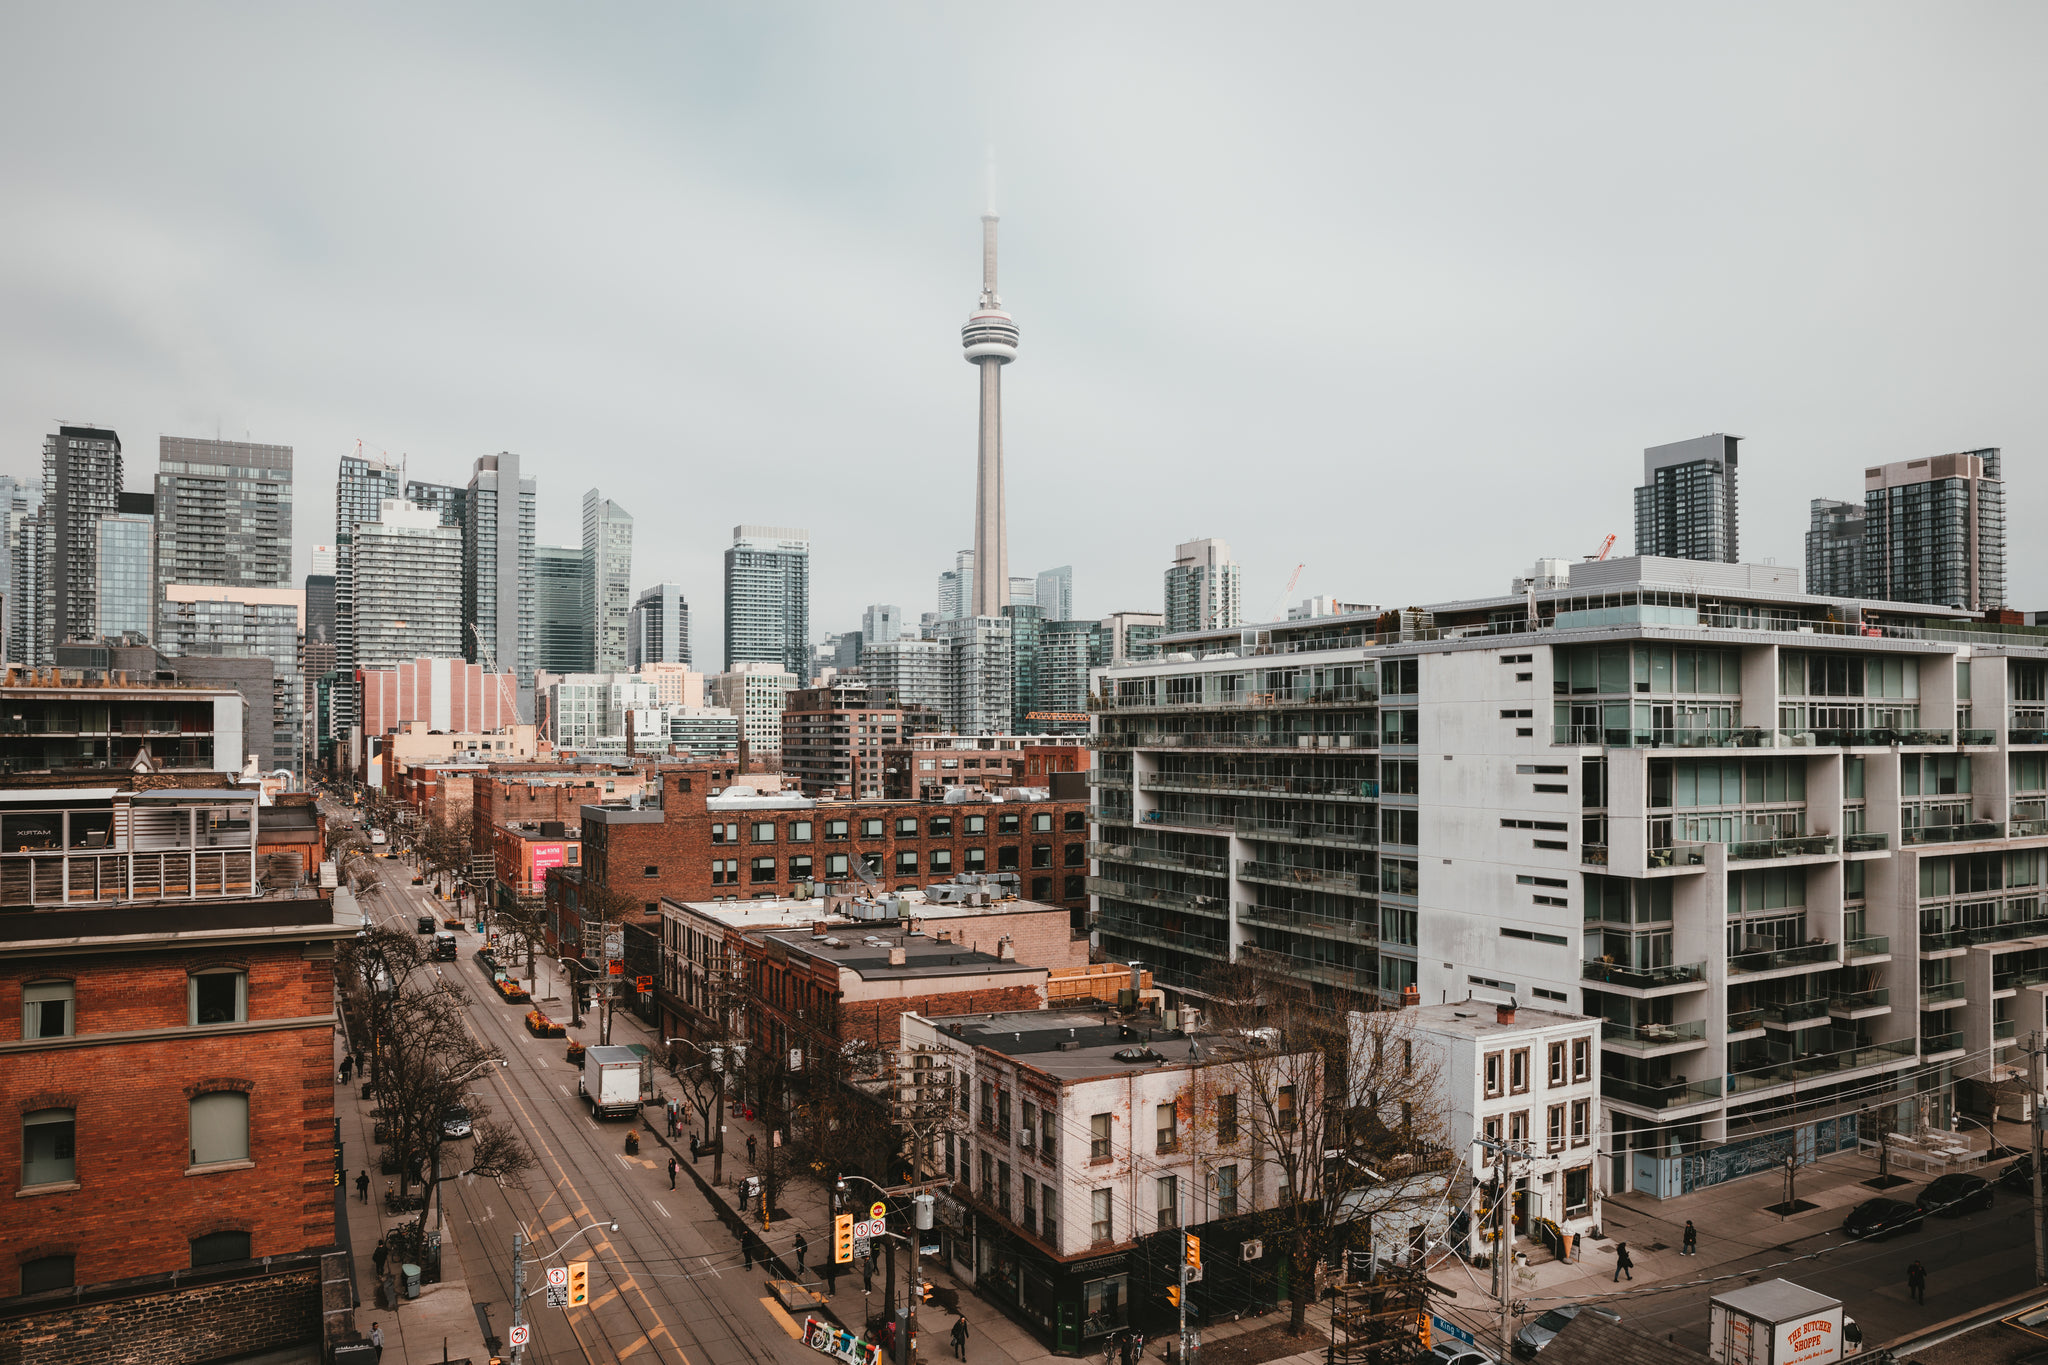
[1682, 1221, 1698, 1256]
[794, 1232, 809, 1274]
[356, 1170, 370, 1204]
[1613, 1242, 1634, 1282]
[952, 1316, 970, 1361]
[668, 1156, 678, 1190]
[339, 1053, 353, 1084]
[747, 1133, 758, 1164]
[369, 1322, 383, 1362]
[372, 1238, 388, 1280]
[1908, 1260, 1927, 1304]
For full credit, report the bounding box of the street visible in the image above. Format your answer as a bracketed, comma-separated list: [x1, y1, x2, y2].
[345, 831, 817, 1365]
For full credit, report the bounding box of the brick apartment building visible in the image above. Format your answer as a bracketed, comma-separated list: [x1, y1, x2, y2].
[780, 681, 941, 799]
[882, 735, 1090, 800]
[468, 764, 657, 854]
[0, 783, 354, 1362]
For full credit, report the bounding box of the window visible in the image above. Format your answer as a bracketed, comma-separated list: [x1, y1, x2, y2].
[895, 816, 918, 836]
[1571, 1038, 1590, 1081]
[1032, 845, 1052, 868]
[1483, 1052, 1503, 1097]
[1064, 843, 1085, 867]
[996, 1089, 1011, 1137]
[790, 821, 813, 843]
[1277, 1085, 1297, 1130]
[996, 1160, 1012, 1217]
[1482, 1115, 1501, 1143]
[751, 857, 777, 883]
[966, 848, 986, 871]
[1041, 1180, 1058, 1240]
[1090, 1113, 1112, 1160]
[23, 981, 74, 1039]
[1156, 1102, 1177, 1154]
[642, 864, 660, 878]
[1021, 1100, 1038, 1150]
[790, 855, 813, 880]
[1500, 709, 1533, 719]
[1064, 875, 1085, 900]
[22, 1109, 75, 1187]
[1031, 877, 1051, 900]
[966, 814, 987, 834]
[980, 1149, 994, 1194]
[190, 1092, 250, 1167]
[1065, 810, 1086, 831]
[1548, 1042, 1566, 1085]
[1546, 1104, 1565, 1151]
[1509, 1111, 1529, 1143]
[1091, 1189, 1113, 1242]
[825, 820, 849, 841]
[998, 846, 1020, 871]
[1216, 1092, 1238, 1144]
[21, 1254, 74, 1294]
[751, 822, 777, 844]
[928, 815, 954, 837]
[1501, 927, 1568, 944]
[190, 971, 246, 1026]
[896, 850, 918, 874]
[1156, 1175, 1179, 1230]
[999, 812, 1020, 834]
[711, 823, 738, 845]
[1571, 1100, 1590, 1145]
[1509, 1049, 1529, 1094]
[190, 1230, 251, 1267]
[1214, 1164, 1239, 1218]
[1517, 874, 1568, 888]
[1565, 1165, 1590, 1215]
[931, 848, 953, 872]
[1033, 812, 1052, 832]
[826, 853, 849, 877]
[861, 818, 884, 838]
[1022, 1177, 1037, 1232]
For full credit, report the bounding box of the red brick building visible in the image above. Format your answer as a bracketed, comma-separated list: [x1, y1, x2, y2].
[469, 764, 663, 855]
[780, 681, 941, 799]
[0, 784, 352, 1361]
[882, 736, 1090, 800]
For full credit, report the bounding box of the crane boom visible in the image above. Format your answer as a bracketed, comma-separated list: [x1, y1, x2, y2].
[1265, 563, 1306, 622]
[468, 623, 522, 727]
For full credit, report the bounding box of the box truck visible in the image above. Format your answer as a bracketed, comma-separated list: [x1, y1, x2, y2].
[580, 1045, 652, 1120]
[1709, 1280, 1862, 1364]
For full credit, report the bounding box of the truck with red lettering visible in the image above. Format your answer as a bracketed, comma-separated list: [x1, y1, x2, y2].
[1709, 1279, 1863, 1364]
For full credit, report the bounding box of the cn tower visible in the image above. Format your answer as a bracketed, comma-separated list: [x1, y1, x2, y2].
[962, 213, 1019, 619]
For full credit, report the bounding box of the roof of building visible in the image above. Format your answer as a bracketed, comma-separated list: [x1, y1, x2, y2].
[664, 888, 1064, 928]
[1709, 1278, 1839, 1322]
[757, 930, 1038, 982]
[929, 1009, 1264, 1083]
[1538, 1310, 1713, 1365]
[1406, 1001, 1596, 1040]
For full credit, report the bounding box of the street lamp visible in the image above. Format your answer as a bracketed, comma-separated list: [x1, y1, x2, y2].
[508, 1218, 619, 1364]
[666, 1037, 729, 1185]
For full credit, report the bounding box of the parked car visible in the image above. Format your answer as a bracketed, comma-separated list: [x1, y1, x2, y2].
[1423, 1344, 1497, 1365]
[1513, 1303, 1621, 1357]
[1841, 1197, 1924, 1240]
[1999, 1153, 2035, 1193]
[1921, 1172, 1994, 1216]
[442, 1103, 472, 1139]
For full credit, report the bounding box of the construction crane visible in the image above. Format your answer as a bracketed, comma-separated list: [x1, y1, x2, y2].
[1265, 563, 1306, 622]
[468, 623, 522, 726]
[1588, 533, 1616, 562]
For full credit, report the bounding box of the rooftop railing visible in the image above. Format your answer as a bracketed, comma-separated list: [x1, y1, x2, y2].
[1779, 727, 1956, 747]
[1726, 1008, 1766, 1033]
[1917, 916, 2048, 952]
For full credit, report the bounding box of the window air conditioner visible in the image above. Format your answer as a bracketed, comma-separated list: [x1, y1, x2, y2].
[1242, 1239, 1263, 1261]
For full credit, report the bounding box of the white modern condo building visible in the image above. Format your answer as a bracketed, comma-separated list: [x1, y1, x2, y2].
[1091, 554, 2048, 1172]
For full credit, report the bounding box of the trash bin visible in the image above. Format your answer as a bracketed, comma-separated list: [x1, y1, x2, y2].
[401, 1263, 422, 1300]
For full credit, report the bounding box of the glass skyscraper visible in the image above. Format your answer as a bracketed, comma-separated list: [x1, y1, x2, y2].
[536, 545, 592, 673]
[582, 489, 633, 673]
[96, 497, 155, 641]
[724, 525, 809, 676]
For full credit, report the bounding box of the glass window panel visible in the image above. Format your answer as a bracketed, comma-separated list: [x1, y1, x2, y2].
[190, 1092, 249, 1165]
[23, 1110, 75, 1186]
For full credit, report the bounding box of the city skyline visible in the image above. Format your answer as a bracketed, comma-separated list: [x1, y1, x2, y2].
[3, 9, 2044, 655]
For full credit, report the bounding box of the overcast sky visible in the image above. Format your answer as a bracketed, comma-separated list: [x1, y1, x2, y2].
[3, 4, 2043, 658]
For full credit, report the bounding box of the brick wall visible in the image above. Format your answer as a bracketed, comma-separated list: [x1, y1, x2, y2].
[0, 1264, 321, 1365]
[0, 941, 338, 1288]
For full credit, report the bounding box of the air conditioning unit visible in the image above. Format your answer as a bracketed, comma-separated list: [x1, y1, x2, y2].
[1241, 1239, 1263, 1261]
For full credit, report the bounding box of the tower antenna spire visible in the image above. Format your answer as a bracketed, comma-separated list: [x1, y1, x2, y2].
[961, 210, 1020, 620]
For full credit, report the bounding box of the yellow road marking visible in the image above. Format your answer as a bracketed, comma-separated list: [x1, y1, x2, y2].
[617, 1334, 651, 1359]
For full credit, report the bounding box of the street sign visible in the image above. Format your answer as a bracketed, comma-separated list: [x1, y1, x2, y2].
[870, 1202, 887, 1221]
[608, 960, 625, 976]
[604, 932, 624, 959]
[1432, 1315, 1475, 1347]
[546, 1285, 569, 1309]
[546, 1266, 568, 1288]
[635, 975, 653, 992]
[508, 1325, 530, 1346]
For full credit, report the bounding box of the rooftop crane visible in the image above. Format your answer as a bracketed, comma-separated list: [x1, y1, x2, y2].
[1588, 533, 1616, 562]
[468, 622, 522, 725]
[1265, 563, 1306, 622]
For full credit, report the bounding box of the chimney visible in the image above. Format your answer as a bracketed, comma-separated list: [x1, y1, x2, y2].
[1496, 997, 1518, 1026]
[812, 921, 829, 938]
[888, 945, 907, 967]
[997, 936, 1016, 962]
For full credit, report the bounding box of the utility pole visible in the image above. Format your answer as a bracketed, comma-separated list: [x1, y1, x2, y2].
[1179, 1225, 1191, 1365]
[2033, 1030, 2045, 1285]
[509, 1230, 526, 1364]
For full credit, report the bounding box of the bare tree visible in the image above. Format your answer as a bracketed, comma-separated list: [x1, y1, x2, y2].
[1205, 963, 1451, 1336]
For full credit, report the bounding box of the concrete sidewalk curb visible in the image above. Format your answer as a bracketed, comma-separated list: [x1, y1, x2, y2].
[1880, 1282, 2048, 1352]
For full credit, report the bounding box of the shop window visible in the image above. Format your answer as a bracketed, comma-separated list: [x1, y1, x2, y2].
[1082, 1271, 1125, 1334]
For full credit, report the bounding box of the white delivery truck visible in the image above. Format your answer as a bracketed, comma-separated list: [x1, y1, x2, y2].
[1709, 1280, 1863, 1364]
[580, 1045, 652, 1120]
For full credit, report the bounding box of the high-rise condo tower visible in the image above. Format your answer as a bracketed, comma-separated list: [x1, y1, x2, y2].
[963, 214, 1019, 619]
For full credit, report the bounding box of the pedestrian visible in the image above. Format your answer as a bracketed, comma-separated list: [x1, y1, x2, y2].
[795, 1232, 809, 1273]
[691, 1132, 702, 1163]
[668, 1156, 678, 1190]
[747, 1133, 758, 1164]
[1908, 1260, 1927, 1304]
[1682, 1221, 1698, 1256]
[356, 1170, 370, 1204]
[952, 1316, 970, 1361]
[862, 1254, 875, 1293]
[354, 1047, 366, 1076]
[743, 1234, 756, 1271]
[372, 1238, 388, 1278]
[369, 1321, 384, 1362]
[1613, 1242, 1634, 1282]
[339, 1053, 353, 1084]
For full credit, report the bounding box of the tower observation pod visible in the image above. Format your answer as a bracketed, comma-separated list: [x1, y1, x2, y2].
[963, 213, 1017, 621]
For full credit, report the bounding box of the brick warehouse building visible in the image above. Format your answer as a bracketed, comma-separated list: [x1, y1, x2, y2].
[0, 784, 354, 1363]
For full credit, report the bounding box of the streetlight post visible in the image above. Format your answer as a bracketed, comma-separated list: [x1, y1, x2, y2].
[507, 1217, 618, 1364]
[667, 1037, 728, 1186]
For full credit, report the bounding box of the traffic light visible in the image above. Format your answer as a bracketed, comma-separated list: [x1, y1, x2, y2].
[1185, 1234, 1202, 1271]
[834, 1214, 854, 1264]
[918, 1279, 934, 1304]
[1166, 1285, 1181, 1308]
[1417, 1314, 1432, 1350]
[566, 1260, 589, 1307]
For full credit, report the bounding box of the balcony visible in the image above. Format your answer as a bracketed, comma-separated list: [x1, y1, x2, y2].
[2009, 712, 2048, 745]
[1086, 876, 1229, 919]
[1233, 816, 1376, 849]
[1237, 860, 1377, 897]
[1097, 731, 1374, 752]
[1234, 901, 1376, 940]
[1553, 725, 1768, 749]
[1582, 845, 1608, 867]
[1921, 1030, 1964, 1058]
[1135, 810, 1236, 834]
[1779, 727, 1955, 747]
[1759, 996, 1833, 1027]
[1095, 915, 1228, 962]
[1604, 1076, 1724, 1111]
[1647, 844, 1709, 869]
[1092, 683, 1378, 713]
[1845, 935, 1890, 961]
[1844, 833, 1891, 853]
[1600, 1019, 1707, 1054]
[1918, 918, 2048, 951]
[1088, 770, 1133, 789]
[1828, 988, 1891, 1018]
[1725, 834, 1838, 861]
[1902, 821, 2006, 846]
[1994, 966, 2048, 993]
[1141, 772, 1379, 802]
[1726, 1008, 1766, 1035]
[1089, 841, 1230, 876]
[1996, 1019, 2018, 1041]
[1918, 980, 1967, 1009]
[1960, 728, 1999, 746]
[1726, 1039, 1918, 1093]
[1237, 945, 1376, 993]
[1727, 941, 1838, 975]
[2012, 819, 2048, 839]
[1582, 959, 1708, 993]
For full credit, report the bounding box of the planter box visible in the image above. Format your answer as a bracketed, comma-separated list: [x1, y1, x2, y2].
[526, 1011, 566, 1039]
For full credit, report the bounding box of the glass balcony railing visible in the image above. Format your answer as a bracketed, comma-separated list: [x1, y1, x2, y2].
[1647, 844, 1708, 868]
[1233, 816, 1376, 847]
[1921, 1030, 1964, 1055]
[1603, 1076, 1724, 1109]
[1727, 1039, 1918, 1092]
[1844, 832, 1890, 853]
[1960, 728, 1999, 745]
[1237, 860, 1377, 896]
[1995, 966, 2048, 993]
[1602, 1019, 1707, 1050]
[1845, 935, 1890, 958]
[1085, 877, 1229, 918]
[1582, 845, 1609, 867]
[1727, 941, 1838, 974]
[1828, 987, 1890, 1012]
[1582, 959, 1707, 990]
[1726, 1008, 1766, 1033]
[1918, 980, 1966, 1006]
[2011, 819, 2048, 839]
[1088, 841, 1231, 875]
[1918, 918, 2048, 951]
[1553, 725, 1769, 749]
[1760, 997, 1832, 1026]
[1727, 834, 1838, 860]
[1779, 727, 1956, 748]
[1233, 900, 1376, 939]
[1996, 1019, 2018, 1040]
[1902, 821, 2006, 845]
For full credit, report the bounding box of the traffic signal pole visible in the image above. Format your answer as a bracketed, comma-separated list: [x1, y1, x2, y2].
[1179, 1228, 1190, 1365]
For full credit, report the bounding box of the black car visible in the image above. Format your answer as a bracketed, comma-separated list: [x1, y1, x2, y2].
[1922, 1172, 1994, 1216]
[417, 915, 435, 934]
[1999, 1153, 2035, 1193]
[1842, 1197, 1924, 1240]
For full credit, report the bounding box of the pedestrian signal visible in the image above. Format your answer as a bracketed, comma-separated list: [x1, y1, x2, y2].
[1185, 1234, 1202, 1270]
[566, 1259, 589, 1307]
[834, 1214, 855, 1264]
[1166, 1285, 1181, 1307]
